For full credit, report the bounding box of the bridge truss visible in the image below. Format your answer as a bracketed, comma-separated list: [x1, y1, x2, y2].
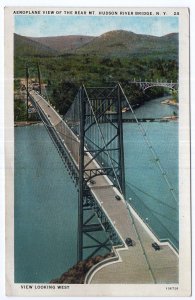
[129, 79, 178, 92]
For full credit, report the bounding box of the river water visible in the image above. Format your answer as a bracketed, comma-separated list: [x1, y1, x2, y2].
[14, 97, 178, 283]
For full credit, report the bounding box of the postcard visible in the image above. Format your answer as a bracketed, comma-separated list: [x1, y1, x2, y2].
[4, 6, 191, 296]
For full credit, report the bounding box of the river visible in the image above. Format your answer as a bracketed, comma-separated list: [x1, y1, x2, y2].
[14, 96, 178, 283]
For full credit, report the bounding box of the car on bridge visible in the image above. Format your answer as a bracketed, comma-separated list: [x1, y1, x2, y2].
[152, 242, 160, 251]
[125, 237, 133, 247]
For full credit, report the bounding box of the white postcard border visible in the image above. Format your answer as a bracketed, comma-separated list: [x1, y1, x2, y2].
[4, 6, 191, 297]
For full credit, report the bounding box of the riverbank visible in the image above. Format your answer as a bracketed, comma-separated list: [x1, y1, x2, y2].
[162, 115, 178, 121]
[50, 253, 114, 284]
[14, 121, 42, 127]
[161, 99, 178, 106]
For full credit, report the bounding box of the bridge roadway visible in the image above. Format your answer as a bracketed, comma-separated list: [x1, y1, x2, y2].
[29, 90, 178, 284]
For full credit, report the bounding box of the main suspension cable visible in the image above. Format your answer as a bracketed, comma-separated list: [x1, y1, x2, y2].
[118, 82, 178, 205]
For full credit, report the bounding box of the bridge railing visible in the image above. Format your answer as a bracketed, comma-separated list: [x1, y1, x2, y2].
[55, 120, 80, 167]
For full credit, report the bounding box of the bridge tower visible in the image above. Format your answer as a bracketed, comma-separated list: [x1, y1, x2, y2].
[37, 63, 41, 94]
[25, 64, 29, 120]
[77, 84, 126, 261]
[25, 62, 42, 118]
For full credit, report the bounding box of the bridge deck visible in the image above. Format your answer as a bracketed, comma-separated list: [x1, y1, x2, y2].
[29, 90, 178, 284]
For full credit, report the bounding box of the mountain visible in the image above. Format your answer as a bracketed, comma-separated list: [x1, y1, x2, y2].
[14, 30, 178, 58]
[14, 33, 58, 57]
[75, 30, 178, 57]
[29, 35, 95, 53]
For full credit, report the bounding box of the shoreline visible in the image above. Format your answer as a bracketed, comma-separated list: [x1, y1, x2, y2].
[161, 99, 178, 106]
[14, 121, 42, 127]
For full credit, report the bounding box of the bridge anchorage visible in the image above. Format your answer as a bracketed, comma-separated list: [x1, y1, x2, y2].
[129, 79, 178, 92]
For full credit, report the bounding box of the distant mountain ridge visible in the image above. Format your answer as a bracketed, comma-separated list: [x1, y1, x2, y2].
[14, 33, 58, 57]
[75, 30, 178, 57]
[29, 35, 95, 53]
[14, 30, 178, 58]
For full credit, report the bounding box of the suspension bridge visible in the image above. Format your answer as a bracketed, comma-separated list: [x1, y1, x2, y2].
[26, 64, 178, 284]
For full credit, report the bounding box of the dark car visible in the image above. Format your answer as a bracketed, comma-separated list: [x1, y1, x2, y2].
[125, 237, 133, 247]
[152, 242, 160, 251]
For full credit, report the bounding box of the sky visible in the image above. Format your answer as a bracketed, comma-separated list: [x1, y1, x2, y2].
[15, 15, 178, 37]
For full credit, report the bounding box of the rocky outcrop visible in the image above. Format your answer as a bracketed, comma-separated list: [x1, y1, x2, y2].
[50, 253, 114, 284]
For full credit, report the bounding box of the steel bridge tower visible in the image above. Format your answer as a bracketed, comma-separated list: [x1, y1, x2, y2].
[25, 63, 41, 120]
[76, 84, 126, 261]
